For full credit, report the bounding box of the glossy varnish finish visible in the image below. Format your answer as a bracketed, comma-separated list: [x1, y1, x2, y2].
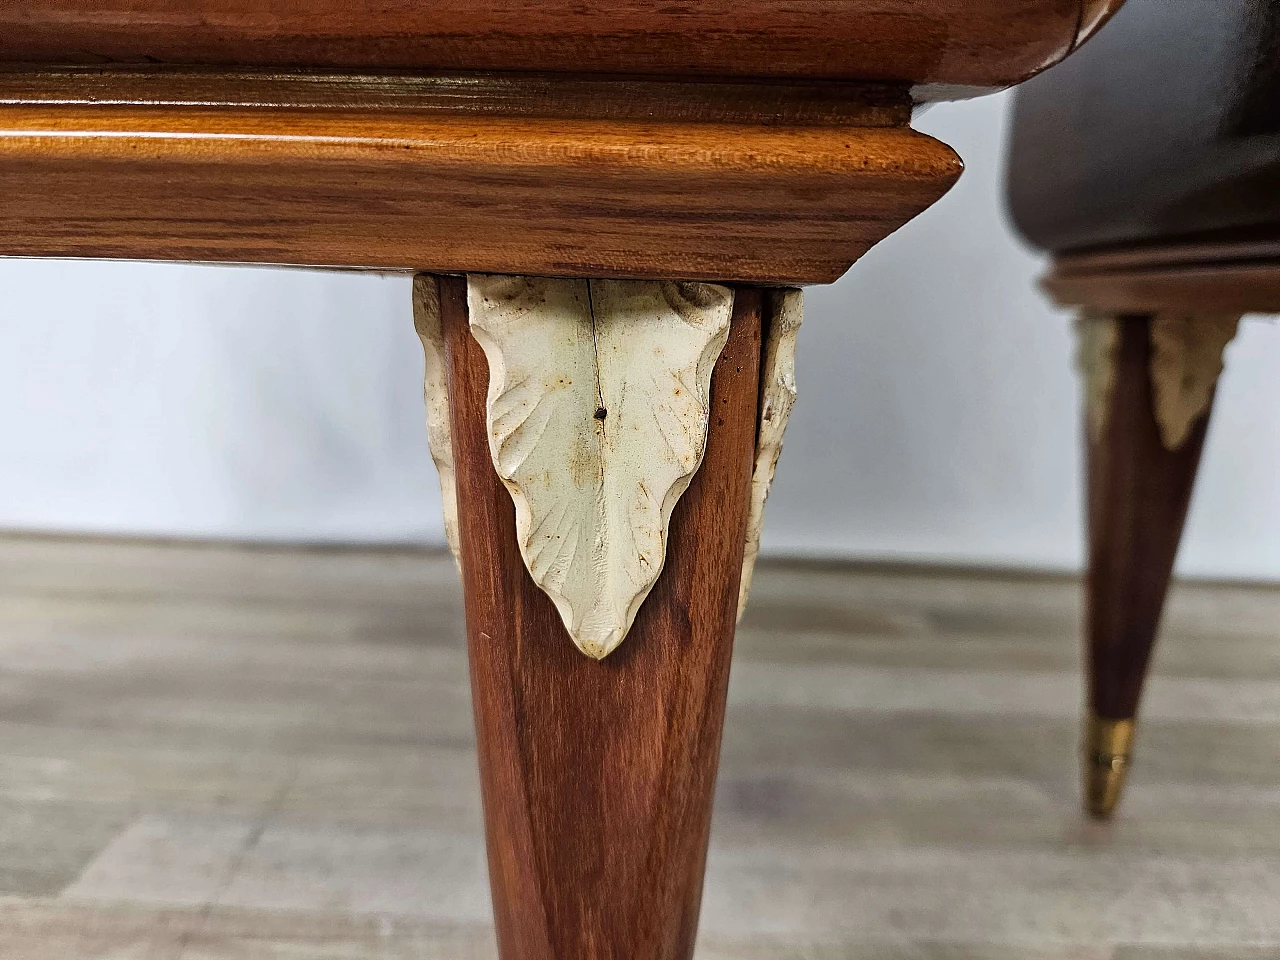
[442, 276, 761, 960]
[1046, 258, 1280, 315]
[1045, 239, 1280, 315]
[1052, 238, 1280, 276]
[0, 73, 960, 283]
[1086, 317, 1213, 723]
[1010, 0, 1280, 253]
[0, 67, 912, 127]
[1078, 0, 1128, 44]
[0, 0, 1096, 90]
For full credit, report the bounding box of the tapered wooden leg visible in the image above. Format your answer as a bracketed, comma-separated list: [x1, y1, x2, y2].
[1080, 312, 1235, 818]
[438, 275, 761, 959]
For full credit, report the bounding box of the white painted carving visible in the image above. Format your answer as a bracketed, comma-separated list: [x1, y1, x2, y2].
[1148, 313, 1239, 451]
[738, 288, 802, 622]
[411, 274, 462, 570]
[1074, 310, 1120, 443]
[468, 275, 733, 659]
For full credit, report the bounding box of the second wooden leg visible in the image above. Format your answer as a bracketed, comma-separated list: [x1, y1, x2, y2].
[1082, 313, 1228, 817]
[442, 276, 762, 959]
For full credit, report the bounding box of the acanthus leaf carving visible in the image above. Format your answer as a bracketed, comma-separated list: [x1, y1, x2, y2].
[412, 274, 463, 570]
[1148, 312, 1239, 451]
[1074, 309, 1121, 444]
[468, 275, 733, 659]
[737, 288, 802, 622]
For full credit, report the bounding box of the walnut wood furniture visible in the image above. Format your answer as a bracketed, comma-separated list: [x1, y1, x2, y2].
[1, 4, 1117, 956]
[1008, 0, 1280, 819]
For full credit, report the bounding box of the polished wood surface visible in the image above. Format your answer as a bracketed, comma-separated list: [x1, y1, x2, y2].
[1086, 317, 1213, 724]
[0, 0, 1103, 91]
[1045, 255, 1280, 314]
[0, 67, 912, 127]
[1009, 0, 1280, 253]
[443, 277, 760, 959]
[1078, 0, 1127, 43]
[1052, 237, 1280, 276]
[0, 72, 960, 283]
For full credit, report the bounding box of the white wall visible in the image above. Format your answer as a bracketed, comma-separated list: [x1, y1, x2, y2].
[769, 94, 1280, 579]
[0, 262, 442, 542]
[1, 91, 1277, 578]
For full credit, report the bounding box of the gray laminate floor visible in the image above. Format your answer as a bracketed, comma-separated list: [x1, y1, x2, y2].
[2, 535, 1279, 958]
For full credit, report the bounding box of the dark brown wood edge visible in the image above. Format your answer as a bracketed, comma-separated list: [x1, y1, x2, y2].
[1086, 315, 1212, 722]
[441, 274, 761, 960]
[1055, 237, 1280, 276]
[1045, 258, 1280, 314]
[0, 66, 910, 127]
[0, 0, 1094, 89]
[0, 90, 960, 282]
[1074, 0, 1127, 50]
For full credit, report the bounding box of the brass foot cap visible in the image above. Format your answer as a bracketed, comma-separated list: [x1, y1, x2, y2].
[1083, 716, 1135, 819]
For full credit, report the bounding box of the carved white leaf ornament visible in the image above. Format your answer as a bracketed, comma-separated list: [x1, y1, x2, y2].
[1148, 312, 1239, 450]
[411, 275, 463, 569]
[468, 275, 733, 659]
[738, 288, 802, 621]
[1074, 310, 1120, 443]
[1073, 310, 1239, 451]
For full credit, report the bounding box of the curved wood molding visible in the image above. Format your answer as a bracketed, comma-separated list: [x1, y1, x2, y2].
[0, 68, 909, 128]
[1148, 313, 1239, 450]
[1075, 0, 1128, 49]
[468, 275, 733, 659]
[0, 87, 961, 284]
[738, 288, 802, 621]
[411, 274, 462, 569]
[0, 0, 1093, 89]
[1074, 310, 1121, 443]
[1045, 257, 1280, 317]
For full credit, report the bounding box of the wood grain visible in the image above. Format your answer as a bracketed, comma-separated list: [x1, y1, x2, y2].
[442, 275, 760, 960]
[1052, 237, 1280, 276]
[1085, 316, 1214, 723]
[0, 93, 960, 284]
[11, 534, 1280, 955]
[0, 0, 1092, 90]
[1077, 0, 1128, 46]
[1046, 259, 1280, 314]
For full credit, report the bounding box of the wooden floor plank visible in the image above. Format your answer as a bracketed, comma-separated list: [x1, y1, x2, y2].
[0, 536, 1278, 956]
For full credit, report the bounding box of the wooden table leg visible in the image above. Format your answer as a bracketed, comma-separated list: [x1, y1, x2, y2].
[432, 274, 762, 959]
[1078, 310, 1236, 818]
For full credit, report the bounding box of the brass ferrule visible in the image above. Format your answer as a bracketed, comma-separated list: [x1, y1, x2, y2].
[1083, 715, 1136, 819]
